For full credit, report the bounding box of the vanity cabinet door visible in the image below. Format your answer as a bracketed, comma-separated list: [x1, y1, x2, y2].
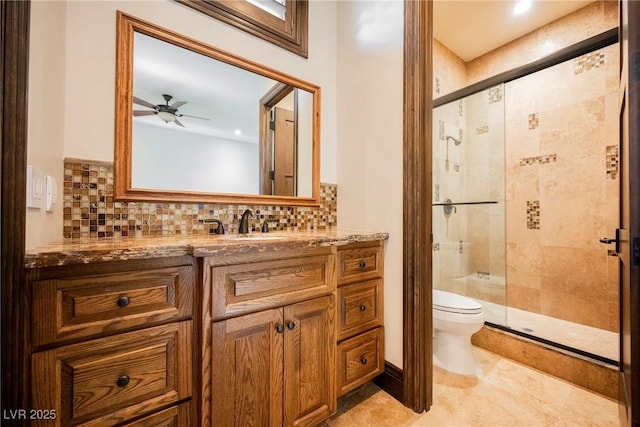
[211, 295, 335, 427]
[283, 295, 336, 427]
[211, 308, 284, 427]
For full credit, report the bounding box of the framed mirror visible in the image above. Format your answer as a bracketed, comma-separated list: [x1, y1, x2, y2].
[175, 0, 308, 58]
[115, 12, 321, 206]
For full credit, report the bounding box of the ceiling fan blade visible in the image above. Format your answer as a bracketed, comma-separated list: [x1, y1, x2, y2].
[170, 101, 187, 109]
[133, 110, 157, 117]
[133, 96, 157, 109]
[177, 113, 210, 121]
[174, 118, 186, 128]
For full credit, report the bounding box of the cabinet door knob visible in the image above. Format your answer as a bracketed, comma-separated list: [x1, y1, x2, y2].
[287, 321, 296, 330]
[276, 324, 284, 333]
[359, 260, 366, 269]
[117, 375, 130, 387]
[359, 304, 367, 312]
[117, 296, 130, 308]
[360, 357, 368, 365]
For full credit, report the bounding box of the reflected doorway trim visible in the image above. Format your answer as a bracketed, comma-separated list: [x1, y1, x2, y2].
[259, 83, 296, 195]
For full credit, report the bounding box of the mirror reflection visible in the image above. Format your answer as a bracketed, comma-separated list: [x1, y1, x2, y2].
[131, 31, 313, 197]
[114, 12, 320, 206]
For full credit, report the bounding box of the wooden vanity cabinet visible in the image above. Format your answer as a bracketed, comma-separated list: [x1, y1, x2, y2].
[27, 256, 195, 427]
[203, 247, 337, 427]
[336, 241, 385, 397]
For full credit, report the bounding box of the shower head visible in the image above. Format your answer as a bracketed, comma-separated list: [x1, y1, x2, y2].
[446, 135, 462, 146]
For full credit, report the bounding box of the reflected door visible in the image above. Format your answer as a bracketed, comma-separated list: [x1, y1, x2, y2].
[273, 107, 295, 196]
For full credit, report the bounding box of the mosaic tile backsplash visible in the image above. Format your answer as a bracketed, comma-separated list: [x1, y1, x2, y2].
[63, 160, 337, 240]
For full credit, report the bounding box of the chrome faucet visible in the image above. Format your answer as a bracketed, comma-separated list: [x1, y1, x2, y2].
[239, 209, 253, 234]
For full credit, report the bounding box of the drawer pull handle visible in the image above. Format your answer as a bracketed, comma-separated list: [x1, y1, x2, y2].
[359, 304, 367, 312]
[117, 375, 130, 387]
[360, 357, 368, 365]
[359, 260, 366, 269]
[287, 321, 296, 330]
[276, 324, 285, 333]
[116, 296, 130, 308]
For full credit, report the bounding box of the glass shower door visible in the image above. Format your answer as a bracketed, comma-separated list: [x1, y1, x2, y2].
[432, 84, 507, 327]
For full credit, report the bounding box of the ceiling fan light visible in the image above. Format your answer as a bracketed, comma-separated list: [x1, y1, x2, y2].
[158, 111, 176, 123]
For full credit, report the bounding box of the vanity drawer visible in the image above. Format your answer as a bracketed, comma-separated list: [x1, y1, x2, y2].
[31, 321, 192, 427]
[337, 279, 383, 341]
[207, 249, 336, 319]
[337, 242, 383, 285]
[337, 327, 385, 397]
[121, 402, 191, 427]
[31, 265, 193, 346]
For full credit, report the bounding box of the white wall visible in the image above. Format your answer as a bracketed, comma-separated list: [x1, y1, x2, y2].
[336, 1, 405, 368]
[133, 124, 259, 194]
[27, 0, 338, 248]
[26, 1, 67, 249]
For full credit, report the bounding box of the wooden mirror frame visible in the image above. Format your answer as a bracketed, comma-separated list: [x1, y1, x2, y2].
[114, 12, 321, 206]
[175, 0, 308, 58]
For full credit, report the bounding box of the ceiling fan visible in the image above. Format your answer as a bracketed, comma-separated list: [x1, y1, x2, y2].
[133, 94, 209, 128]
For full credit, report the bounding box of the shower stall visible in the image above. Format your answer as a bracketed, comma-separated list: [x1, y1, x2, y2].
[432, 41, 620, 363]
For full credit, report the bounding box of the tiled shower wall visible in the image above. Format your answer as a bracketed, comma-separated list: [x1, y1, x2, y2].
[63, 160, 337, 239]
[432, 85, 506, 306]
[504, 44, 620, 332]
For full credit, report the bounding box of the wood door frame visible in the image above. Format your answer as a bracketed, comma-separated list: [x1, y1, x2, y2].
[402, 0, 433, 412]
[1, 0, 30, 415]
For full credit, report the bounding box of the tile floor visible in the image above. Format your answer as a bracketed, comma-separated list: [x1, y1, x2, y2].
[326, 347, 620, 427]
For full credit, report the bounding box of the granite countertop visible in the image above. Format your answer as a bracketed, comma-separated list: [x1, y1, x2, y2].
[25, 229, 390, 268]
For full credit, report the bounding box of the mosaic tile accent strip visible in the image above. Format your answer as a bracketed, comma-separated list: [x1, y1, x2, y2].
[63, 160, 337, 240]
[432, 242, 440, 251]
[458, 100, 464, 117]
[606, 145, 619, 179]
[476, 125, 489, 135]
[574, 50, 605, 74]
[434, 183, 440, 202]
[435, 77, 441, 95]
[519, 154, 557, 166]
[528, 113, 539, 130]
[439, 120, 445, 140]
[526, 200, 541, 230]
[488, 85, 503, 104]
[458, 129, 464, 143]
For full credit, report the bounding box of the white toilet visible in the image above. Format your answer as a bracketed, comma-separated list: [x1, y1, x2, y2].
[433, 289, 485, 376]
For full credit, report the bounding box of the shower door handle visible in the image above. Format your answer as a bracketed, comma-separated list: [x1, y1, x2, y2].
[599, 228, 620, 253]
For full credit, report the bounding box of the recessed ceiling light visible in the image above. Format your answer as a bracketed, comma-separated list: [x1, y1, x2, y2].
[514, 0, 531, 15]
[234, 129, 242, 136]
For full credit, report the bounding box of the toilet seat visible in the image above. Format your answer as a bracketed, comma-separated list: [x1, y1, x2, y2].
[433, 289, 482, 314]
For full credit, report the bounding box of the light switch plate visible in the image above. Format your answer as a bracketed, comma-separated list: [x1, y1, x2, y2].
[46, 175, 57, 212]
[26, 165, 44, 209]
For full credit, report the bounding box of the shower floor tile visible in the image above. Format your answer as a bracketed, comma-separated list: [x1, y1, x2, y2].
[324, 347, 620, 427]
[481, 300, 619, 361]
